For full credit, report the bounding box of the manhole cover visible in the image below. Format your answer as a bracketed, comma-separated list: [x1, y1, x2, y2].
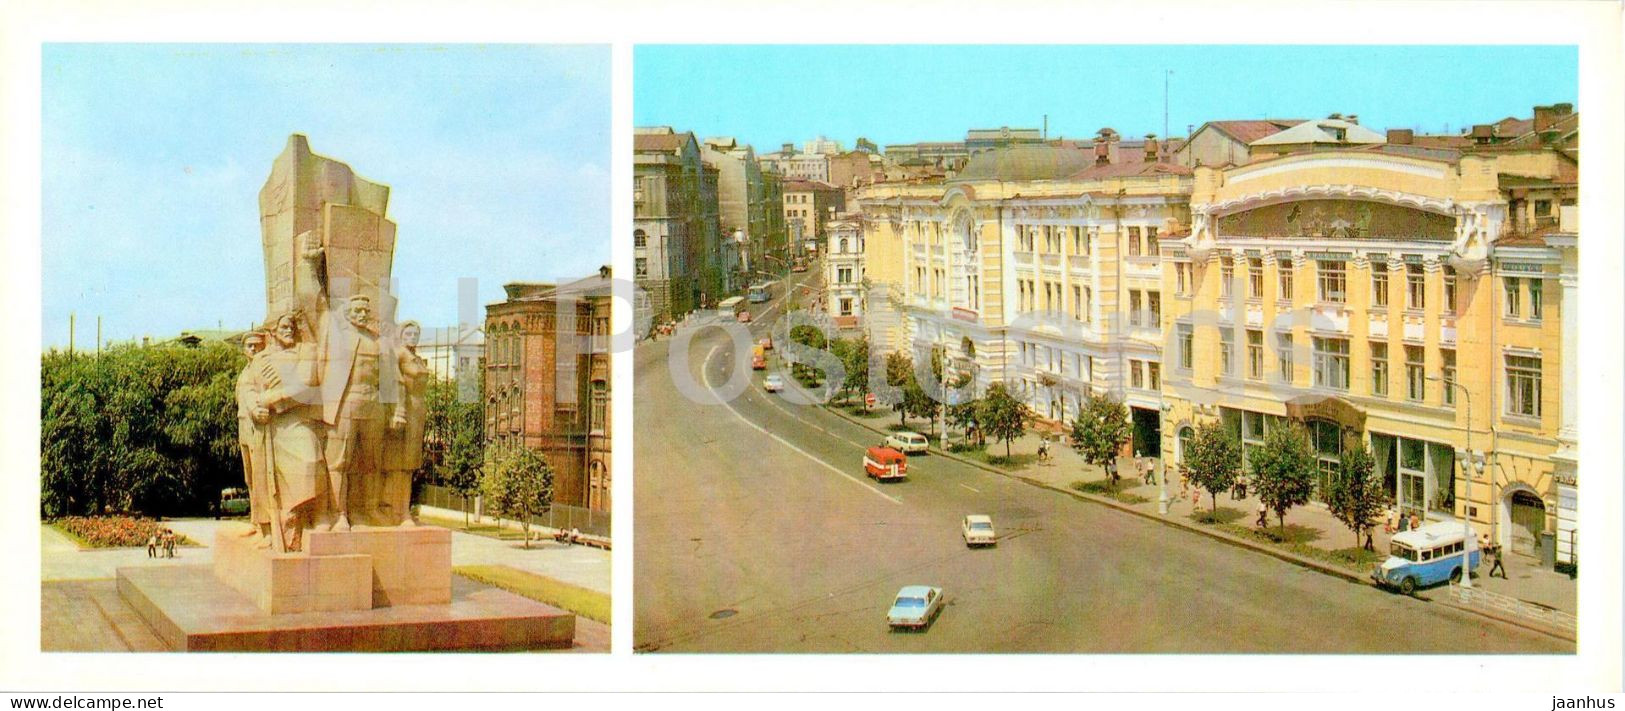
[709, 608, 737, 620]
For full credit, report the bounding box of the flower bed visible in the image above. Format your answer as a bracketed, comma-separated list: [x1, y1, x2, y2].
[52, 516, 192, 549]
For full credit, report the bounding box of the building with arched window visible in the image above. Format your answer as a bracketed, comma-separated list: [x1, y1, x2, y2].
[483, 267, 614, 514]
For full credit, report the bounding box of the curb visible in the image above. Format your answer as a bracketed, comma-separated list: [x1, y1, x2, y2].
[820, 403, 1576, 645]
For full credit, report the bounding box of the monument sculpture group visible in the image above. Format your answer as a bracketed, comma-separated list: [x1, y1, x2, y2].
[115, 136, 574, 651]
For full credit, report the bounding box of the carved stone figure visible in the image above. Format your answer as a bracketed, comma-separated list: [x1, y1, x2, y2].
[235, 332, 270, 540]
[383, 320, 430, 527]
[255, 311, 327, 551]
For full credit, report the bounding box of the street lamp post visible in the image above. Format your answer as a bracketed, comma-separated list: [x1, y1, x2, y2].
[1158, 403, 1172, 515]
[1429, 374, 1475, 589]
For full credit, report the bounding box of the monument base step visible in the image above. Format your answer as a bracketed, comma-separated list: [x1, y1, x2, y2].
[117, 565, 575, 652]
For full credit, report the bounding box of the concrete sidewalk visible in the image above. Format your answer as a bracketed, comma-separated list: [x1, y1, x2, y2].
[833, 405, 1576, 630]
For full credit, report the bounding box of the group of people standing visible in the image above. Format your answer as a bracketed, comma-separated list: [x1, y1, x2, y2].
[233, 237, 430, 553]
[145, 528, 178, 558]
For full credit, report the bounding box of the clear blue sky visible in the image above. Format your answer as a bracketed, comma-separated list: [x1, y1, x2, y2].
[635, 45, 1577, 150]
[43, 44, 609, 349]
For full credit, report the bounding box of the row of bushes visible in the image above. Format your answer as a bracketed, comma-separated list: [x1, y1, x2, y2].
[53, 515, 191, 548]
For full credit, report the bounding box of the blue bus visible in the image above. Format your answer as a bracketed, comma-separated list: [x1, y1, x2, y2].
[748, 281, 777, 304]
[1371, 522, 1481, 594]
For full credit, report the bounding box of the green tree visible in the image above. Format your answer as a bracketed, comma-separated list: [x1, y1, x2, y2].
[978, 382, 1027, 458]
[1250, 420, 1319, 530]
[837, 336, 870, 406]
[946, 397, 982, 448]
[1327, 439, 1385, 550]
[482, 445, 554, 548]
[901, 380, 940, 438]
[1182, 421, 1242, 512]
[884, 351, 914, 426]
[1069, 392, 1132, 486]
[41, 341, 245, 518]
[424, 375, 486, 527]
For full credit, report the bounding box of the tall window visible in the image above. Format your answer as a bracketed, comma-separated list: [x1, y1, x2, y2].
[634, 229, 648, 248]
[1177, 323, 1194, 371]
[1082, 287, 1092, 322]
[1277, 333, 1295, 383]
[635, 257, 648, 277]
[1131, 360, 1144, 389]
[1506, 354, 1542, 417]
[1146, 227, 1159, 255]
[1175, 263, 1190, 295]
[1504, 277, 1521, 318]
[1220, 328, 1235, 376]
[1312, 337, 1351, 390]
[1220, 257, 1235, 298]
[1148, 362, 1161, 390]
[1070, 226, 1084, 255]
[1128, 226, 1142, 256]
[1247, 329, 1264, 380]
[1148, 291, 1161, 324]
[1072, 285, 1083, 321]
[1317, 260, 1347, 303]
[1443, 266, 1457, 313]
[1405, 345, 1425, 401]
[1406, 263, 1425, 310]
[1370, 342, 1389, 397]
[1529, 278, 1544, 320]
[1441, 349, 1457, 407]
[1248, 258, 1264, 299]
[1278, 259, 1295, 302]
[1129, 290, 1143, 326]
[1371, 261, 1389, 307]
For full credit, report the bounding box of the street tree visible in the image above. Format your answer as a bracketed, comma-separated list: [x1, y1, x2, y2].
[1069, 392, 1132, 486]
[902, 380, 940, 438]
[946, 397, 981, 448]
[1327, 439, 1385, 551]
[884, 351, 914, 426]
[1181, 421, 1242, 513]
[425, 375, 486, 527]
[1249, 420, 1319, 531]
[978, 382, 1027, 458]
[482, 444, 554, 548]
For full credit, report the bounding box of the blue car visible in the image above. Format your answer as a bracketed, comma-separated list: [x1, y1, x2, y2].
[1372, 521, 1480, 595]
[887, 585, 944, 631]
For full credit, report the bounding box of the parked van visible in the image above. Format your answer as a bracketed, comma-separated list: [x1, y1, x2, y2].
[1372, 521, 1480, 594]
[863, 445, 908, 481]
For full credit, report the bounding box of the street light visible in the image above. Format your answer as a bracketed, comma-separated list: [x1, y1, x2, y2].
[1427, 374, 1476, 589]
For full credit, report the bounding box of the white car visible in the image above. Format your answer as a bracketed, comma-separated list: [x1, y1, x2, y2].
[884, 431, 929, 454]
[887, 585, 944, 631]
[962, 515, 996, 547]
[763, 374, 785, 392]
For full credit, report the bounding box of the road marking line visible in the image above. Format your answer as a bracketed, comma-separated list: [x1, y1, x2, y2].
[705, 345, 902, 505]
[959, 484, 981, 493]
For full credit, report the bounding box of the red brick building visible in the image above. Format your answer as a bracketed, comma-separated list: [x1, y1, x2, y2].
[484, 267, 613, 512]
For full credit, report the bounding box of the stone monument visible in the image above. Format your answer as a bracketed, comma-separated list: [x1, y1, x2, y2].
[115, 136, 575, 651]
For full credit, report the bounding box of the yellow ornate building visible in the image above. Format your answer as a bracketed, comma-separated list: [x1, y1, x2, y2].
[858, 112, 1577, 565]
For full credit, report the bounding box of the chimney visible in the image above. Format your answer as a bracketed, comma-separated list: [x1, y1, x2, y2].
[1386, 128, 1414, 145]
[782, 142, 795, 154]
[1143, 134, 1160, 163]
[1347, 114, 1359, 125]
[1553, 102, 1574, 116]
[1093, 134, 1109, 165]
[1533, 105, 1556, 134]
[1328, 112, 1342, 120]
[1106, 130, 1121, 164]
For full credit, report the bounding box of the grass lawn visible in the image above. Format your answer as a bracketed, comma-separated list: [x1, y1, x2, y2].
[960, 449, 1037, 470]
[419, 513, 530, 542]
[454, 565, 611, 624]
[1070, 479, 1152, 505]
[1213, 521, 1380, 573]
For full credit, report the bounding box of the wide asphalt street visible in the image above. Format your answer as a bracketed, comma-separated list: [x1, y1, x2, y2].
[633, 270, 1568, 654]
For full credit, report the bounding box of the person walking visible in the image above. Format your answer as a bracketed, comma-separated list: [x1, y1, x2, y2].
[1256, 502, 1268, 529]
[1488, 543, 1507, 579]
[146, 534, 157, 559]
[163, 529, 176, 558]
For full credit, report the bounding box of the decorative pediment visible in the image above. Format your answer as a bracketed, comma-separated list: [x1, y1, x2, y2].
[1216, 198, 1455, 241]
